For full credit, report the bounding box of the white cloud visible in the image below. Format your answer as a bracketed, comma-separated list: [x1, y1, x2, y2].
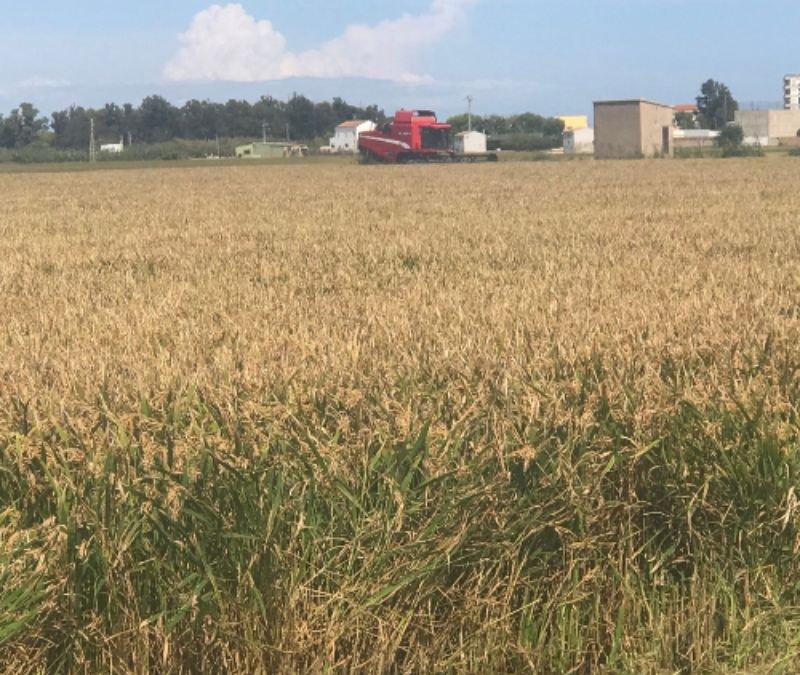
[0, 75, 72, 101]
[164, 1, 476, 84]
[18, 76, 72, 90]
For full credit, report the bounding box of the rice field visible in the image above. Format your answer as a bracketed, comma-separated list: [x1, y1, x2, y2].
[2, 158, 800, 673]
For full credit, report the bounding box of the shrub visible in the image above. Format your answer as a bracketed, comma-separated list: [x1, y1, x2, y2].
[721, 144, 764, 158]
[488, 133, 562, 152]
[718, 124, 745, 148]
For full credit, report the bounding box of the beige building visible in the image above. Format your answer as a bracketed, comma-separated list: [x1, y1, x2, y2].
[593, 99, 674, 159]
[734, 109, 800, 146]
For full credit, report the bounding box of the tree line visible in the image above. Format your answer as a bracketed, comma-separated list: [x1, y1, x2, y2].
[0, 94, 388, 151]
[0, 93, 569, 155]
[446, 112, 564, 137]
[445, 112, 565, 151]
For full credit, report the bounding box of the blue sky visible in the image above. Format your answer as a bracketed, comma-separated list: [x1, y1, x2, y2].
[1, 0, 798, 119]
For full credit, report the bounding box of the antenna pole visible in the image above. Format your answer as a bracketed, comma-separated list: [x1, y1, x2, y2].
[262, 121, 267, 143]
[466, 95, 473, 132]
[89, 118, 96, 162]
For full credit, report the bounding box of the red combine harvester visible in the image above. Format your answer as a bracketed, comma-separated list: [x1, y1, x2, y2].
[358, 110, 498, 164]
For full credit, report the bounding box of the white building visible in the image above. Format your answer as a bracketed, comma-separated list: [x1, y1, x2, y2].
[454, 130, 487, 154]
[329, 120, 376, 153]
[100, 138, 124, 153]
[563, 127, 594, 155]
[784, 74, 800, 110]
[672, 129, 720, 150]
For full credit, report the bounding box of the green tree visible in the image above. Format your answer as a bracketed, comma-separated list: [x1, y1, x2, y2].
[362, 105, 387, 126]
[0, 103, 48, 148]
[0, 114, 10, 148]
[181, 99, 219, 140]
[286, 94, 316, 140]
[252, 96, 287, 140]
[718, 124, 744, 148]
[312, 100, 336, 137]
[674, 112, 697, 130]
[696, 79, 738, 130]
[51, 106, 91, 149]
[446, 113, 486, 133]
[514, 112, 547, 133]
[97, 103, 124, 143]
[120, 103, 138, 144]
[137, 95, 179, 143]
[541, 117, 565, 137]
[222, 99, 259, 137]
[482, 115, 512, 135]
[331, 97, 358, 124]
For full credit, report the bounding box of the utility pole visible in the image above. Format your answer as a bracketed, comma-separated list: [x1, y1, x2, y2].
[262, 121, 268, 143]
[89, 117, 96, 162]
[285, 122, 290, 142]
[466, 95, 473, 132]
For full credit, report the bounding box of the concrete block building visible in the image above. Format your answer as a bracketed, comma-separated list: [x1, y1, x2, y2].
[735, 109, 800, 146]
[593, 99, 674, 159]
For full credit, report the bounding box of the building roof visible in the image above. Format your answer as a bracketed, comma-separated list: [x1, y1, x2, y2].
[594, 99, 674, 110]
[673, 104, 699, 113]
[336, 120, 370, 129]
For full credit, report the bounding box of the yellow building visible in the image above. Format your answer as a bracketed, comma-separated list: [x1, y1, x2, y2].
[555, 115, 589, 131]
